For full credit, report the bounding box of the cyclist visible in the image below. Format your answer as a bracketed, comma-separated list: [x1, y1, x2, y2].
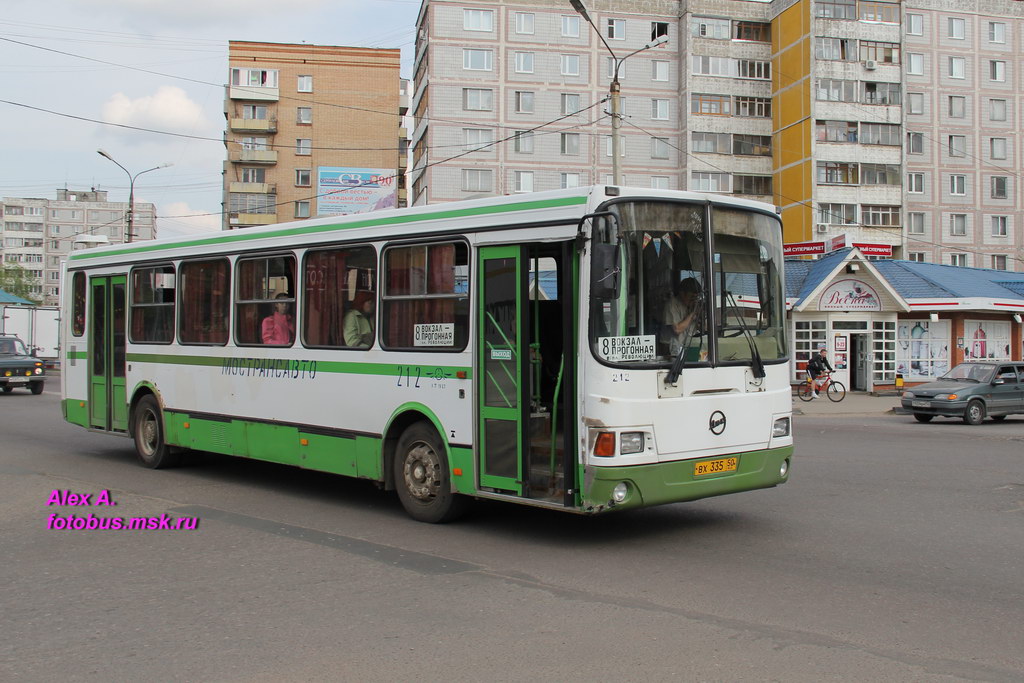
[806, 345, 834, 399]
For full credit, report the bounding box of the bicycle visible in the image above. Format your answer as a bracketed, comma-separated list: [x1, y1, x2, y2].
[797, 372, 846, 402]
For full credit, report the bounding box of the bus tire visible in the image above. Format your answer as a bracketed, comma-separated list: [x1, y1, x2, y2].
[963, 399, 985, 426]
[394, 422, 466, 523]
[132, 394, 180, 469]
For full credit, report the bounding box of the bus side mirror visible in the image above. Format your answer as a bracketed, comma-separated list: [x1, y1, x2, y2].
[590, 242, 621, 300]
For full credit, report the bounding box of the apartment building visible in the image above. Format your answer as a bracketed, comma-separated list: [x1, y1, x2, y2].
[902, 0, 1023, 271]
[224, 41, 405, 229]
[0, 189, 155, 305]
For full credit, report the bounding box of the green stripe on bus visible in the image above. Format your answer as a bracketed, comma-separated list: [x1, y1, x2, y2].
[70, 195, 588, 261]
[126, 353, 472, 378]
[67, 351, 88, 359]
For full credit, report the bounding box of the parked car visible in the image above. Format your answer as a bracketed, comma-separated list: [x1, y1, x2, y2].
[901, 362, 1024, 425]
[0, 334, 46, 395]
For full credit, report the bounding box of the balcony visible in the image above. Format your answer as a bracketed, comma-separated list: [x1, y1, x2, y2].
[229, 117, 277, 133]
[228, 182, 276, 194]
[228, 149, 278, 164]
[228, 213, 278, 227]
[228, 85, 279, 102]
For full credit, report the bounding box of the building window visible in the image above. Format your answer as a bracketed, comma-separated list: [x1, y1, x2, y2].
[860, 123, 900, 145]
[463, 128, 493, 152]
[651, 60, 668, 81]
[242, 104, 267, 120]
[908, 252, 926, 263]
[606, 18, 625, 40]
[241, 167, 266, 183]
[860, 1, 898, 22]
[989, 22, 1006, 44]
[515, 12, 534, 34]
[816, 37, 855, 61]
[607, 57, 625, 79]
[513, 52, 533, 74]
[950, 214, 967, 236]
[561, 93, 581, 115]
[736, 59, 770, 80]
[906, 13, 923, 35]
[463, 88, 493, 111]
[605, 136, 626, 156]
[691, 93, 731, 115]
[462, 169, 492, 192]
[295, 169, 310, 187]
[989, 99, 1007, 121]
[991, 215, 1008, 237]
[562, 15, 580, 37]
[732, 134, 771, 156]
[463, 49, 493, 71]
[734, 96, 770, 117]
[863, 82, 901, 105]
[992, 255, 1007, 271]
[733, 21, 769, 42]
[948, 135, 966, 157]
[231, 68, 278, 88]
[294, 201, 310, 219]
[908, 213, 925, 234]
[691, 172, 730, 192]
[948, 56, 965, 79]
[989, 60, 1006, 82]
[947, 17, 965, 39]
[296, 107, 312, 124]
[514, 171, 534, 193]
[650, 137, 671, 159]
[691, 55, 731, 77]
[948, 96, 965, 118]
[949, 253, 967, 267]
[906, 53, 923, 75]
[178, 259, 230, 345]
[651, 176, 669, 189]
[907, 173, 924, 193]
[651, 21, 669, 41]
[561, 54, 580, 76]
[816, 161, 859, 185]
[691, 132, 730, 154]
[381, 242, 468, 351]
[513, 90, 533, 114]
[693, 17, 730, 39]
[949, 175, 966, 195]
[816, 78, 858, 102]
[513, 130, 534, 154]
[560, 133, 580, 155]
[859, 41, 899, 64]
[560, 173, 580, 189]
[297, 75, 312, 92]
[818, 203, 857, 225]
[651, 99, 669, 120]
[241, 136, 269, 151]
[463, 9, 493, 31]
[990, 138, 1007, 160]
[861, 164, 900, 185]
[296, 139, 311, 155]
[861, 205, 900, 226]
[302, 246, 377, 349]
[991, 176, 1008, 199]
[732, 175, 772, 195]
[907, 93, 924, 114]
[129, 266, 174, 344]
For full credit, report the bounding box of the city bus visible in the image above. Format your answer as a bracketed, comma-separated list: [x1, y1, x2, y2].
[60, 186, 792, 522]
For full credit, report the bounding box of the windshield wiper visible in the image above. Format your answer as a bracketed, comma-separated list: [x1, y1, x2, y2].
[665, 290, 705, 385]
[726, 291, 765, 379]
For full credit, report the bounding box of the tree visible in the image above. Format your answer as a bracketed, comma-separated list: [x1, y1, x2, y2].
[0, 263, 43, 305]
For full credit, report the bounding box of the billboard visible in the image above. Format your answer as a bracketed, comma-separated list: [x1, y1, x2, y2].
[316, 167, 396, 216]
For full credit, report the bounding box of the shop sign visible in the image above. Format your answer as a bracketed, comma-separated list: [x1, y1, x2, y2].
[818, 278, 881, 311]
[852, 242, 893, 257]
[783, 241, 825, 256]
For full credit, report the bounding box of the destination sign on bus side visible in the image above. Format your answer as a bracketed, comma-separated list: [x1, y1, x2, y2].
[598, 335, 656, 362]
[414, 323, 454, 347]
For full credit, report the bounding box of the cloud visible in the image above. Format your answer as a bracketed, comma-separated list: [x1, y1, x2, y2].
[157, 201, 221, 239]
[100, 86, 210, 142]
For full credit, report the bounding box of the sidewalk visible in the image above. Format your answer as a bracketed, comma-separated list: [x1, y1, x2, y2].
[792, 390, 904, 417]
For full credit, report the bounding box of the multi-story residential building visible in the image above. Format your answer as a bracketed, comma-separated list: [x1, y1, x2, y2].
[414, 0, 1023, 267]
[901, 0, 1023, 270]
[224, 41, 405, 229]
[0, 189, 155, 305]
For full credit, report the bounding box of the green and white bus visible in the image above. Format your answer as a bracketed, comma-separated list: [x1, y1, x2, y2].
[61, 186, 792, 522]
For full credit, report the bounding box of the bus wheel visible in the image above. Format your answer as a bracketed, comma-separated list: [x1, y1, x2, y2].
[132, 395, 180, 469]
[394, 422, 466, 523]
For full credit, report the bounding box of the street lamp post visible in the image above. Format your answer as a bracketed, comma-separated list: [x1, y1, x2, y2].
[97, 150, 172, 243]
[570, 0, 668, 185]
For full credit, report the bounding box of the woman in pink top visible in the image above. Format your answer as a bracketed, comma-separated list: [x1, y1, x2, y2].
[261, 293, 294, 345]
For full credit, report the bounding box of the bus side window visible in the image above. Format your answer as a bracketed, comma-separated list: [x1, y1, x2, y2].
[303, 245, 377, 349]
[235, 255, 295, 346]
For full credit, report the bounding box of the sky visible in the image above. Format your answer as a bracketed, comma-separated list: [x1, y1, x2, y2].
[0, 0, 421, 238]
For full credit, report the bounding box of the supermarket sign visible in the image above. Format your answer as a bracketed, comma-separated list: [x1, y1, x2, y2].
[783, 238, 892, 258]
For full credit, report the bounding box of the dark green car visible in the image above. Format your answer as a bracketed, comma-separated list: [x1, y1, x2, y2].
[0, 335, 46, 395]
[901, 362, 1024, 425]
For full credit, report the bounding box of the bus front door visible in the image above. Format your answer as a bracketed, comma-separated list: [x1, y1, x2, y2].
[477, 246, 524, 495]
[88, 275, 128, 432]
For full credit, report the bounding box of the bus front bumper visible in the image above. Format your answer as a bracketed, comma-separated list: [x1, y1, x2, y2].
[582, 445, 793, 513]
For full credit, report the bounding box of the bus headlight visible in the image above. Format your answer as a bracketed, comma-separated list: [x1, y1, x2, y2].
[612, 482, 629, 503]
[620, 432, 644, 454]
[772, 417, 790, 437]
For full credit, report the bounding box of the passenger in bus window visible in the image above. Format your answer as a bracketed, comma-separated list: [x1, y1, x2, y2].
[261, 292, 295, 345]
[343, 291, 375, 348]
[662, 277, 701, 355]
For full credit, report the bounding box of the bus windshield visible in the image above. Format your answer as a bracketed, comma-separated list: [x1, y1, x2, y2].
[590, 200, 787, 368]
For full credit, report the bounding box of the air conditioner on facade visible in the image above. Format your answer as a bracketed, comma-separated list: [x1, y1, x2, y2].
[816, 223, 829, 233]
[864, 59, 877, 70]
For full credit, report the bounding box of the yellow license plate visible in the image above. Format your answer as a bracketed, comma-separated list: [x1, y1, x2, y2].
[694, 457, 738, 476]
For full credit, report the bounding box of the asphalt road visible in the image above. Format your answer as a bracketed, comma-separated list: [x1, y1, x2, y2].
[2, 388, 1023, 682]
